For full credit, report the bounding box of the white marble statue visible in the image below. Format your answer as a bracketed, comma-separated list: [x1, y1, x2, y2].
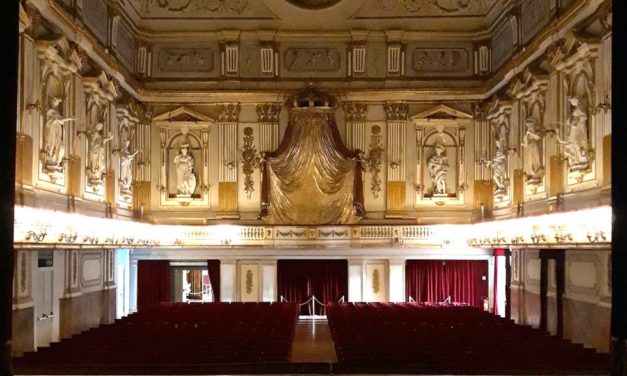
[174, 143, 196, 196]
[86, 122, 112, 186]
[119, 140, 138, 194]
[490, 137, 508, 196]
[427, 142, 449, 195]
[43, 96, 72, 171]
[557, 96, 590, 171]
[521, 117, 544, 184]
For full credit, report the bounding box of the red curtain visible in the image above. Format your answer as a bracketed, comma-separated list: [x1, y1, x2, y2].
[405, 260, 488, 309]
[277, 260, 347, 315]
[137, 260, 170, 311]
[206, 260, 221, 302]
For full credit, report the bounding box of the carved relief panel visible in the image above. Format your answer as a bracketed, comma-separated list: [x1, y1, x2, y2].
[154, 107, 214, 207]
[413, 105, 470, 207]
[82, 72, 117, 199]
[485, 99, 513, 207]
[36, 37, 81, 189]
[510, 69, 549, 199]
[548, 33, 599, 188]
[115, 101, 141, 207]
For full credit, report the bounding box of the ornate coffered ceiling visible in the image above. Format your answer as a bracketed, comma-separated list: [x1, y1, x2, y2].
[121, 0, 504, 33]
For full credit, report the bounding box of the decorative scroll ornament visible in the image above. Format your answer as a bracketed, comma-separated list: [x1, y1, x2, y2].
[556, 96, 591, 172]
[245, 269, 253, 294]
[362, 125, 384, 198]
[240, 127, 260, 199]
[372, 268, 380, 294]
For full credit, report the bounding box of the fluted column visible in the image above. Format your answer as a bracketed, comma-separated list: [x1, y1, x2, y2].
[343, 102, 368, 152]
[218, 103, 240, 218]
[257, 103, 281, 153]
[384, 102, 408, 218]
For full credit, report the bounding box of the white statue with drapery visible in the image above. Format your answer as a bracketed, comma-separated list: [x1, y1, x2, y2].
[427, 142, 449, 195]
[521, 117, 544, 185]
[119, 140, 138, 195]
[86, 121, 112, 187]
[557, 96, 590, 171]
[482, 122, 509, 196]
[173, 134, 197, 196]
[43, 96, 72, 171]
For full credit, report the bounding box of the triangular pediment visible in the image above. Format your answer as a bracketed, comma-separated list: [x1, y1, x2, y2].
[412, 104, 473, 120]
[153, 106, 214, 123]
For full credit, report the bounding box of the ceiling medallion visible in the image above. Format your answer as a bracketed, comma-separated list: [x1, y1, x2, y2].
[285, 0, 342, 10]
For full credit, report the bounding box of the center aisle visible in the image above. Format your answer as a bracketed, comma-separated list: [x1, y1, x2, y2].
[290, 319, 338, 363]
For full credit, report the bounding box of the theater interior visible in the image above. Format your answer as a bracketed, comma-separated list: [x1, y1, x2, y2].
[2, 0, 625, 374]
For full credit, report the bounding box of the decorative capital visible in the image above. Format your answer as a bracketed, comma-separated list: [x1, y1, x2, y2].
[384, 102, 409, 121]
[256, 103, 281, 123]
[343, 102, 368, 122]
[218, 103, 241, 123]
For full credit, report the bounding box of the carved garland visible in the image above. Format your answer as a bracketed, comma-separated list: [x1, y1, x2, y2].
[240, 127, 259, 199]
[363, 125, 384, 198]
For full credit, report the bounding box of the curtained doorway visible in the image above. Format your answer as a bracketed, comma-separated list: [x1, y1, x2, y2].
[405, 260, 489, 309]
[277, 260, 348, 316]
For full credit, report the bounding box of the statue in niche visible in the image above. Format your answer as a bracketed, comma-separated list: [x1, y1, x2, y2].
[521, 117, 544, 185]
[427, 141, 449, 195]
[557, 96, 590, 171]
[42, 96, 72, 172]
[86, 121, 112, 187]
[482, 123, 508, 197]
[174, 135, 196, 196]
[119, 140, 138, 195]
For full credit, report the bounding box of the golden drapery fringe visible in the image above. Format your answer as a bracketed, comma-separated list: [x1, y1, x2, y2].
[262, 108, 363, 225]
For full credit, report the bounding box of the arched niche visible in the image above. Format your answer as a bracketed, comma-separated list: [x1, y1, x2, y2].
[422, 130, 457, 198]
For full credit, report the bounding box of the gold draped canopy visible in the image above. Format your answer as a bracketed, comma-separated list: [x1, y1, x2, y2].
[260, 107, 364, 225]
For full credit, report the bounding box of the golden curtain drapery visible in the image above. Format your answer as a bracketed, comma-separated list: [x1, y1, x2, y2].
[260, 108, 364, 225]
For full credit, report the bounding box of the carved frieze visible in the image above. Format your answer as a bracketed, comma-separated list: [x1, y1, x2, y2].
[131, 0, 273, 18]
[343, 102, 367, 122]
[284, 48, 340, 72]
[256, 103, 281, 123]
[412, 48, 468, 73]
[384, 103, 409, 121]
[157, 48, 214, 72]
[218, 103, 241, 123]
[353, 0, 496, 17]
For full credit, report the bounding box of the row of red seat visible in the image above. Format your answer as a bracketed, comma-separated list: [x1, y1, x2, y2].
[14, 302, 299, 370]
[326, 302, 610, 373]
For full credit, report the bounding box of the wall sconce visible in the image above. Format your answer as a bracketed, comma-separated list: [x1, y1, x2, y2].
[58, 232, 78, 244]
[492, 235, 506, 244]
[511, 235, 524, 245]
[530, 233, 546, 244]
[554, 232, 573, 244]
[83, 235, 99, 245]
[25, 229, 47, 243]
[594, 95, 611, 114]
[104, 237, 117, 245]
[587, 231, 607, 243]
